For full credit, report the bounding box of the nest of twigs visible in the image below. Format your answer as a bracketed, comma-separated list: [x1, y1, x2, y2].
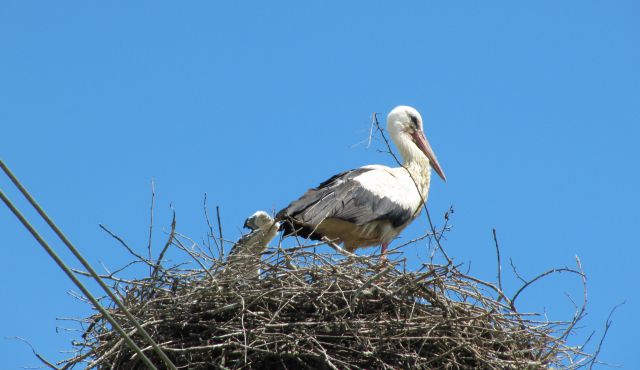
[57, 224, 593, 370]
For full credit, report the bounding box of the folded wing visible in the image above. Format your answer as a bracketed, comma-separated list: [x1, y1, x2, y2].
[277, 166, 417, 241]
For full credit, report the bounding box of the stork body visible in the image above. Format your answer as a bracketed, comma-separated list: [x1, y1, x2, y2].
[277, 106, 446, 256]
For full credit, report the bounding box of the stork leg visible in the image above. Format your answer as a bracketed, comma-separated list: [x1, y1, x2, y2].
[380, 242, 390, 261]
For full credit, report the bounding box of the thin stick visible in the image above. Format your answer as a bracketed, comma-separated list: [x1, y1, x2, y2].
[216, 205, 224, 253]
[492, 228, 503, 295]
[147, 178, 156, 275]
[510, 266, 583, 311]
[203, 193, 221, 258]
[13, 337, 61, 370]
[589, 301, 624, 369]
[150, 209, 176, 280]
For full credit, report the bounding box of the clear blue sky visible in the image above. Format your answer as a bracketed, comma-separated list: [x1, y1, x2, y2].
[1, 1, 638, 368]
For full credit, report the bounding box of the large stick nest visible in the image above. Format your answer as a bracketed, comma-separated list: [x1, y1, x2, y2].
[59, 226, 591, 369]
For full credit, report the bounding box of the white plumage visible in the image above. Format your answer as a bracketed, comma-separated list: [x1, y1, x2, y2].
[277, 106, 446, 258]
[224, 211, 279, 279]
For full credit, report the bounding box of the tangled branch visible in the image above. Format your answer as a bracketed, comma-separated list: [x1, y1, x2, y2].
[54, 217, 595, 369]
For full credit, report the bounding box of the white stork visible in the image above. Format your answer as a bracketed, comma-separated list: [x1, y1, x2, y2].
[276, 105, 446, 257]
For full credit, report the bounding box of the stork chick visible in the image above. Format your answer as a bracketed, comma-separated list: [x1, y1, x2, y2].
[225, 211, 279, 279]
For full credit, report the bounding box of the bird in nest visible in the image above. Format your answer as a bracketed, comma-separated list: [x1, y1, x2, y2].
[224, 211, 280, 279]
[276, 105, 446, 259]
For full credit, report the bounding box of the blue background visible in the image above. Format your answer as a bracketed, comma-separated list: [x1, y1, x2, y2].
[1, 1, 638, 368]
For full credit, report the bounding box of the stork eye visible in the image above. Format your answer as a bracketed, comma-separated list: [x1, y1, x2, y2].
[409, 115, 419, 129]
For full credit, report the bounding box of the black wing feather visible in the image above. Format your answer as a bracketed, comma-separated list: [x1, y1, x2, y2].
[276, 167, 413, 240]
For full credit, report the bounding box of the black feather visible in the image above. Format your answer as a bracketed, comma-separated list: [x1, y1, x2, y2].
[277, 167, 414, 240]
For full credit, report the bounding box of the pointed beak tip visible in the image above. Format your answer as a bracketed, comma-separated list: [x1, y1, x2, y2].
[411, 131, 447, 183]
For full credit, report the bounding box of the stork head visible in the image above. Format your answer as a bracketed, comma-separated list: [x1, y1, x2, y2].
[387, 106, 446, 182]
[243, 211, 275, 231]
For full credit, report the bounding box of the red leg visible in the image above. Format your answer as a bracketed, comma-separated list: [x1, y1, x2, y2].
[380, 242, 389, 263]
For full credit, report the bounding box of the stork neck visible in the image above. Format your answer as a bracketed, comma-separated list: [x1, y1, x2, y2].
[404, 155, 431, 196]
[394, 134, 432, 195]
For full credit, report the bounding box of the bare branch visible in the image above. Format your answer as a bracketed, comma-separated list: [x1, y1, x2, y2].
[150, 208, 176, 281]
[11, 337, 61, 370]
[147, 178, 156, 274]
[589, 301, 624, 369]
[99, 224, 154, 267]
[216, 205, 224, 254]
[493, 228, 504, 298]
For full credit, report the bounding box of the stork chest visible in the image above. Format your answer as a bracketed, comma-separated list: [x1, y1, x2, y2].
[353, 167, 430, 213]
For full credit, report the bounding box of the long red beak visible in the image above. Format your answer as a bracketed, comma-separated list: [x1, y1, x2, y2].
[412, 131, 447, 182]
